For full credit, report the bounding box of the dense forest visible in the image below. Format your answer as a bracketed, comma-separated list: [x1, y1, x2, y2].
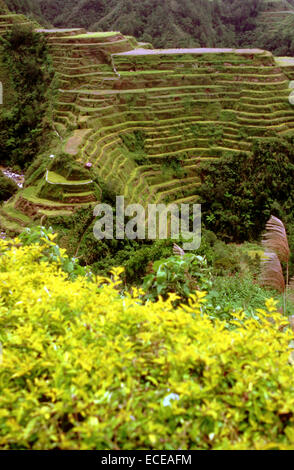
[5, 0, 294, 55]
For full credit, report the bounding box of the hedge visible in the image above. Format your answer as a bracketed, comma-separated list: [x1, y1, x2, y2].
[0, 237, 294, 449]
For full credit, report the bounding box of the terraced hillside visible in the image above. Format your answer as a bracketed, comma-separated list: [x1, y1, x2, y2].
[0, 11, 39, 34]
[258, 0, 294, 32]
[49, 40, 294, 208]
[1, 11, 294, 235]
[275, 56, 294, 80]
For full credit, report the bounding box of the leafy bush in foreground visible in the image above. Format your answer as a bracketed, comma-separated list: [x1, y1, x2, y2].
[142, 253, 212, 303]
[1, 238, 294, 450]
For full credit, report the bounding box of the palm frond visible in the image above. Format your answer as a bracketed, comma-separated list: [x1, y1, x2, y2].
[260, 251, 285, 293]
[173, 244, 185, 256]
[262, 215, 290, 263]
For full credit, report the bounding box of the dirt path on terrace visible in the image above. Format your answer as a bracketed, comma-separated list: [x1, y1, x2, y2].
[114, 47, 267, 56]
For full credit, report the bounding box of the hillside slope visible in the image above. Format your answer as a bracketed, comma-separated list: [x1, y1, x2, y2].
[3, 0, 49, 25]
[1, 8, 294, 237]
[5, 0, 294, 54]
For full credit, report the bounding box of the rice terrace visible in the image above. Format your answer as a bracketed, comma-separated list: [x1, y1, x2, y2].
[1, 0, 294, 452]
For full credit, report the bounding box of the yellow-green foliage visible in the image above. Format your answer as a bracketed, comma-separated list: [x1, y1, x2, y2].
[1, 238, 294, 450]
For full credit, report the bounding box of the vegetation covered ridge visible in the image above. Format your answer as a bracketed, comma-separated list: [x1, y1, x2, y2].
[0, 8, 294, 273]
[4, 0, 294, 56]
[0, 7, 294, 224]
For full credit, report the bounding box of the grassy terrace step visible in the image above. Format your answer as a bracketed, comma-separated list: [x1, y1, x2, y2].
[0, 214, 23, 235]
[36, 28, 86, 37]
[118, 70, 286, 82]
[82, 121, 225, 153]
[135, 170, 161, 190]
[81, 129, 117, 156]
[46, 171, 93, 186]
[97, 148, 122, 179]
[155, 181, 201, 203]
[237, 109, 294, 119]
[91, 110, 293, 131]
[98, 154, 132, 190]
[0, 14, 35, 22]
[59, 87, 292, 110]
[106, 153, 130, 182]
[100, 155, 137, 199]
[0, 205, 32, 226]
[49, 38, 134, 55]
[78, 118, 287, 156]
[62, 191, 96, 202]
[150, 176, 199, 192]
[146, 137, 250, 154]
[116, 62, 282, 74]
[37, 209, 74, 218]
[76, 95, 116, 105]
[125, 167, 158, 199]
[56, 85, 236, 97]
[55, 60, 113, 67]
[90, 110, 230, 127]
[144, 122, 283, 142]
[49, 32, 123, 44]
[59, 103, 117, 116]
[52, 58, 99, 67]
[148, 98, 240, 109]
[49, 42, 129, 50]
[93, 78, 290, 92]
[237, 114, 294, 125]
[85, 119, 203, 138]
[146, 132, 252, 147]
[172, 194, 199, 205]
[241, 89, 290, 98]
[55, 115, 77, 128]
[127, 171, 156, 204]
[91, 138, 122, 165]
[182, 156, 224, 165]
[0, 22, 34, 33]
[56, 71, 116, 81]
[237, 102, 291, 112]
[146, 146, 245, 162]
[108, 157, 134, 189]
[275, 57, 294, 79]
[55, 109, 78, 124]
[142, 120, 241, 135]
[112, 48, 274, 68]
[20, 187, 96, 209]
[57, 66, 114, 75]
[56, 70, 116, 80]
[144, 92, 242, 102]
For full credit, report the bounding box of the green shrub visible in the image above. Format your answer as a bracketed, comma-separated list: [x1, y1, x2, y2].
[18, 225, 89, 280]
[205, 274, 280, 322]
[0, 173, 18, 201]
[142, 253, 212, 303]
[197, 136, 294, 243]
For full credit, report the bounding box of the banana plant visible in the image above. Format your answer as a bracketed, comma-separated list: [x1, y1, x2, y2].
[260, 215, 291, 314]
